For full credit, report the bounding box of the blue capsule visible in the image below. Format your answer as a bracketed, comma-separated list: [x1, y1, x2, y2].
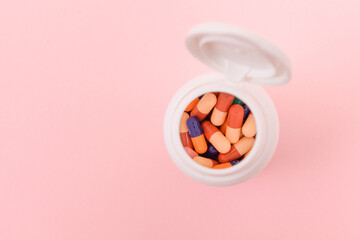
[242, 104, 251, 124]
[202, 142, 219, 160]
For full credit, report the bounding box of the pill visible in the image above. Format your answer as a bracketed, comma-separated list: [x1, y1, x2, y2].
[201, 121, 231, 154]
[220, 118, 228, 135]
[242, 104, 251, 124]
[226, 104, 244, 143]
[194, 156, 219, 168]
[218, 137, 255, 163]
[184, 146, 198, 158]
[184, 147, 219, 168]
[242, 113, 256, 137]
[186, 117, 208, 154]
[202, 142, 219, 160]
[210, 93, 234, 126]
[180, 112, 194, 149]
[232, 97, 244, 106]
[244, 150, 251, 158]
[213, 159, 242, 169]
[185, 97, 200, 112]
[190, 93, 217, 121]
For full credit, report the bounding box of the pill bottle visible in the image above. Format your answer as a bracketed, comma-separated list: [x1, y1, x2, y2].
[164, 23, 291, 186]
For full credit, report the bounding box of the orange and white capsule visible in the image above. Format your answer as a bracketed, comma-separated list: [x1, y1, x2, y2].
[210, 93, 235, 126]
[185, 97, 200, 112]
[226, 104, 244, 143]
[184, 147, 218, 168]
[242, 113, 256, 137]
[180, 112, 193, 149]
[218, 137, 255, 163]
[201, 121, 231, 154]
[190, 93, 217, 121]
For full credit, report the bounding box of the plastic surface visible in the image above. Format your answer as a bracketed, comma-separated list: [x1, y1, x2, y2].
[164, 23, 291, 185]
[164, 73, 280, 186]
[186, 23, 291, 85]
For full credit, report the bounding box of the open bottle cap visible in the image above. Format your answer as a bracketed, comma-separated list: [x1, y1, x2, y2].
[186, 23, 291, 85]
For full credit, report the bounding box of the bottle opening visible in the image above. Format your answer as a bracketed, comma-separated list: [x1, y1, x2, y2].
[179, 92, 257, 170]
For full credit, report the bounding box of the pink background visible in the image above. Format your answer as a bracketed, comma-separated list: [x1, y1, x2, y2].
[1, 0, 360, 239]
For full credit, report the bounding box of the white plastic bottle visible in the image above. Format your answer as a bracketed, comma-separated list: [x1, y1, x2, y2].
[164, 23, 292, 186]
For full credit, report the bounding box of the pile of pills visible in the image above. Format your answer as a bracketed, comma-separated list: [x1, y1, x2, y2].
[180, 92, 256, 169]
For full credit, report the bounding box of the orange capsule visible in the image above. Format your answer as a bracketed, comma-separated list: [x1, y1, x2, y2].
[218, 137, 255, 163]
[226, 104, 244, 143]
[185, 97, 200, 112]
[194, 156, 219, 168]
[201, 121, 231, 154]
[190, 93, 217, 121]
[213, 159, 242, 169]
[186, 117, 207, 154]
[210, 93, 235, 126]
[220, 118, 228, 135]
[184, 147, 218, 168]
[242, 113, 256, 137]
[180, 112, 193, 149]
[213, 162, 232, 169]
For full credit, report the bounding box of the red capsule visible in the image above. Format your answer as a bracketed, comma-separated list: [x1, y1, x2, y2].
[210, 93, 234, 126]
[180, 112, 193, 149]
[218, 137, 255, 163]
[190, 93, 217, 121]
[184, 147, 218, 168]
[226, 104, 244, 143]
[201, 121, 231, 154]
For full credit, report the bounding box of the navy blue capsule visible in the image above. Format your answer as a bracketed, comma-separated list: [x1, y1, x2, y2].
[230, 159, 242, 166]
[202, 143, 219, 160]
[186, 117, 203, 138]
[242, 104, 251, 124]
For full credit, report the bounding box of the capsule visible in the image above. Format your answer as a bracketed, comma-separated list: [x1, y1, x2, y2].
[226, 104, 244, 143]
[242, 104, 251, 124]
[201, 121, 231, 154]
[244, 150, 251, 158]
[232, 97, 244, 106]
[184, 147, 218, 168]
[220, 118, 228, 135]
[202, 142, 219, 160]
[213, 159, 242, 169]
[242, 113, 256, 137]
[186, 117, 207, 154]
[218, 137, 255, 163]
[180, 112, 193, 149]
[210, 93, 234, 126]
[190, 93, 217, 121]
[185, 97, 200, 112]
[184, 146, 198, 158]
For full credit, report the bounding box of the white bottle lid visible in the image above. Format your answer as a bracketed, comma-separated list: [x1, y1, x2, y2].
[186, 23, 291, 85]
[164, 23, 292, 185]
